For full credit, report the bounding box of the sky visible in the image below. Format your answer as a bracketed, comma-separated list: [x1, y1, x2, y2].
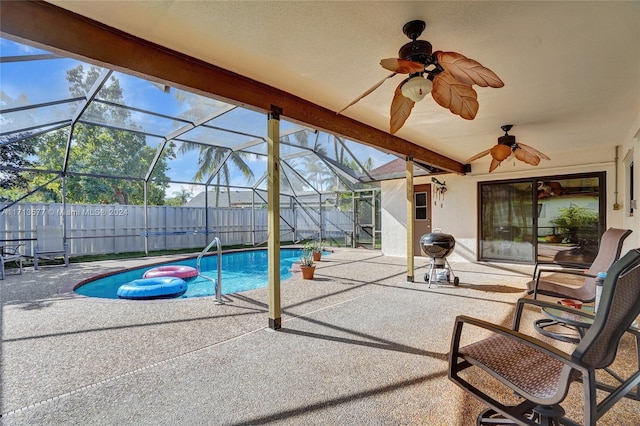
[1, 38, 398, 197]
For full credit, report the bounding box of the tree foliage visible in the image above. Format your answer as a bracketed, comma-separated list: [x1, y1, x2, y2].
[165, 187, 193, 206]
[28, 65, 173, 205]
[0, 91, 37, 200]
[0, 136, 35, 192]
[551, 203, 599, 243]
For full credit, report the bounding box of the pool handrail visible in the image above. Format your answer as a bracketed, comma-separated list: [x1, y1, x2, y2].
[196, 237, 223, 304]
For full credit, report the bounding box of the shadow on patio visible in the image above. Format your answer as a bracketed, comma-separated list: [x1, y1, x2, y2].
[1, 248, 638, 425]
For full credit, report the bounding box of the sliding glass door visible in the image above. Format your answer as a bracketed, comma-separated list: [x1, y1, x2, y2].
[479, 173, 605, 265]
[536, 174, 604, 265]
[479, 180, 535, 262]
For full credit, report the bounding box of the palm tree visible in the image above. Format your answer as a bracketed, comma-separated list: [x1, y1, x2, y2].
[300, 153, 329, 191]
[172, 188, 193, 205]
[281, 130, 334, 192]
[171, 92, 256, 206]
[179, 143, 254, 207]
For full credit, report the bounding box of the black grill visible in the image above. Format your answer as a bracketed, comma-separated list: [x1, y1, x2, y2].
[420, 231, 456, 258]
[420, 230, 459, 286]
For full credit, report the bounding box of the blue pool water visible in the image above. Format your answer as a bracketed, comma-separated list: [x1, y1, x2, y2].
[75, 248, 311, 300]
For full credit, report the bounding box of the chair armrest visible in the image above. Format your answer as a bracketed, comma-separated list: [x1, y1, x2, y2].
[532, 260, 588, 280]
[536, 268, 594, 279]
[1, 244, 23, 257]
[531, 267, 596, 299]
[450, 314, 586, 372]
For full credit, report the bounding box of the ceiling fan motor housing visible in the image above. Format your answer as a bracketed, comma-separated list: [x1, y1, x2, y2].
[498, 134, 516, 147]
[399, 40, 433, 64]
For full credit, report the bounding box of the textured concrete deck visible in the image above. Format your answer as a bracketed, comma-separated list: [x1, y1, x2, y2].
[1, 248, 638, 425]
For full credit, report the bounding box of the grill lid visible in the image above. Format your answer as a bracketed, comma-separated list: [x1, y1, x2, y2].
[420, 231, 455, 258]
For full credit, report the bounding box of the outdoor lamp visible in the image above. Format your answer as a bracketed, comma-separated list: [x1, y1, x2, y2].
[401, 74, 432, 102]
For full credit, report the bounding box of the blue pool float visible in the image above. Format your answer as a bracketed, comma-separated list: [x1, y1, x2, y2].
[117, 277, 187, 300]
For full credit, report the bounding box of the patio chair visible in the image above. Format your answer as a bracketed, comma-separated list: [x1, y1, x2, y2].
[34, 225, 69, 270]
[449, 248, 640, 425]
[527, 227, 632, 302]
[1, 244, 24, 279]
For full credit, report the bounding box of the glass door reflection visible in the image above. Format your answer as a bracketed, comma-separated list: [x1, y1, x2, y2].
[536, 175, 602, 266]
[479, 181, 534, 263]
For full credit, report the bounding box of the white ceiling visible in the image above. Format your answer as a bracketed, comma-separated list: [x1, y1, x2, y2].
[50, 1, 640, 172]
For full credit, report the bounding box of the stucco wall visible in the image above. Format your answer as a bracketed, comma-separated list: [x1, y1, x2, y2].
[380, 180, 407, 257]
[619, 113, 640, 254]
[381, 124, 640, 262]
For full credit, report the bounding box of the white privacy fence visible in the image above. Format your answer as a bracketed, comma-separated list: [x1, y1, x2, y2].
[0, 203, 355, 257]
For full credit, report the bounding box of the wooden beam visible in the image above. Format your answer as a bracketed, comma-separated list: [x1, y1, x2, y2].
[0, 1, 465, 175]
[267, 107, 281, 330]
[406, 157, 415, 282]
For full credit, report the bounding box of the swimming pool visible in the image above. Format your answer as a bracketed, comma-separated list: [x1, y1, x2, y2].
[75, 248, 312, 300]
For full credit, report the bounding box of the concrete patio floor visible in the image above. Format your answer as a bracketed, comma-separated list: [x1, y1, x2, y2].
[1, 248, 638, 425]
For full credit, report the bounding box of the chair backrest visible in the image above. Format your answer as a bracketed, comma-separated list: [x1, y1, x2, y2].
[36, 225, 65, 253]
[583, 228, 632, 289]
[574, 248, 640, 369]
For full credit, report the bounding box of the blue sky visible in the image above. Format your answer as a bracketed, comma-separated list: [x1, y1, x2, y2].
[1, 38, 397, 197]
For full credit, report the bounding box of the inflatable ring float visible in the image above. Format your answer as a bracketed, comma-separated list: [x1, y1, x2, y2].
[143, 265, 198, 279]
[117, 277, 187, 300]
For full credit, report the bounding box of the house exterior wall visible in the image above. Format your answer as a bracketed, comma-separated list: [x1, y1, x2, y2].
[381, 117, 640, 261]
[619, 113, 640, 254]
[380, 180, 407, 257]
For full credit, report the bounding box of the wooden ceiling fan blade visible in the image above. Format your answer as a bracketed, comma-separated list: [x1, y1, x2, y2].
[465, 147, 492, 163]
[389, 80, 415, 134]
[380, 58, 425, 74]
[491, 144, 513, 161]
[337, 73, 397, 115]
[515, 148, 540, 166]
[489, 158, 502, 172]
[436, 51, 504, 88]
[432, 72, 479, 120]
[518, 142, 550, 160]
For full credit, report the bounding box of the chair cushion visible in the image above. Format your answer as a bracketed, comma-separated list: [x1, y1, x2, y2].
[460, 334, 566, 400]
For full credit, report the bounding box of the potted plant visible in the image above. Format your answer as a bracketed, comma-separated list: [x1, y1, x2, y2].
[299, 248, 316, 279]
[308, 239, 326, 262]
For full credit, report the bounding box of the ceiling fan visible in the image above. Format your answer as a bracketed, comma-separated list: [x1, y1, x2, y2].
[337, 20, 504, 134]
[466, 125, 550, 172]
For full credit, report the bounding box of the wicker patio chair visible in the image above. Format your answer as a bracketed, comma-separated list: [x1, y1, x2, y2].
[449, 248, 640, 425]
[527, 227, 632, 302]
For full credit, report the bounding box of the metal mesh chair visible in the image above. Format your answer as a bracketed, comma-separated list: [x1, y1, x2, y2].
[1, 244, 24, 279]
[527, 228, 632, 302]
[34, 225, 69, 270]
[449, 249, 640, 425]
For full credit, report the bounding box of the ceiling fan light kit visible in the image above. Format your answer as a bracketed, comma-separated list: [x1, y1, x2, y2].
[338, 19, 504, 134]
[401, 75, 432, 102]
